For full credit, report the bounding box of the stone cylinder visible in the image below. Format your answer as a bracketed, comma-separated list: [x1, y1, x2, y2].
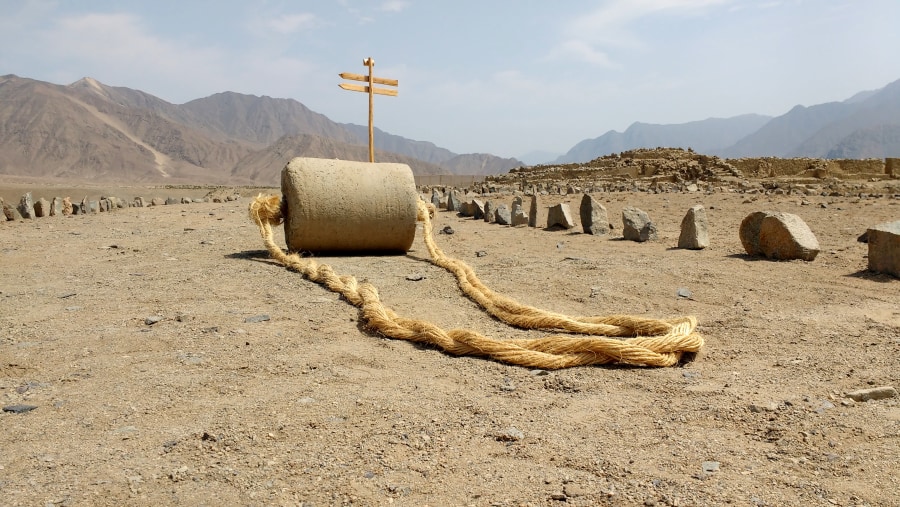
[281, 157, 418, 253]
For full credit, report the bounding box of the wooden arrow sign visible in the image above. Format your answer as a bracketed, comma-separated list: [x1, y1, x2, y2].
[339, 58, 398, 162]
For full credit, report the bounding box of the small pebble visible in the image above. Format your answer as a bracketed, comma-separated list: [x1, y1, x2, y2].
[145, 316, 162, 325]
[244, 314, 270, 323]
[475, 250, 487, 257]
[405, 274, 426, 281]
[441, 226, 454, 235]
[676, 287, 693, 299]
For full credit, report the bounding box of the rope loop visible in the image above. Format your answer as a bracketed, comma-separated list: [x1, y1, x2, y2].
[249, 194, 704, 368]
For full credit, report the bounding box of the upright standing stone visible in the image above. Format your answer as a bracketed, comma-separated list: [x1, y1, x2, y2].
[494, 204, 512, 225]
[80, 197, 89, 214]
[678, 205, 709, 249]
[471, 199, 485, 220]
[528, 194, 541, 228]
[62, 197, 73, 215]
[622, 207, 658, 242]
[431, 189, 442, 209]
[33, 198, 51, 217]
[17, 192, 35, 219]
[447, 190, 461, 212]
[50, 197, 61, 216]
[579, 194, 609, 235]
[739, 211, 819, 261]
[3, 202, 22, 221]
[867, 221, 900, 277]
[133, 197, 145, 208]
[484, 201, 496, 223]
[511, 203, 529, 227]
[547, 203, 575, 229]
[150, 197, 164, 206]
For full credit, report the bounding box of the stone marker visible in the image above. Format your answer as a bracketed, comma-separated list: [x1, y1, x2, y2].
[484, 201, 496, 223]
[678, 204, 709, 250]
[165, 197, 179, 205]
[622, 206, 658, 242]
[17, 192, 35, 219]
[3, 200, 21, 221]
[866, 221, 900, 277]
[495, 204, 512, 225]
[446, 190, 461, 212]
[528, 194, 541, 228]
[457, 201, 473, 217]
[133, 197, 145, 208]
[88, 201, 98, 213]
[431, 189, 442, 209]
[150, 197, 164, 206]
[471, 199, 485, 220]
[739, 211, 819, 261]
[547, 203, 575, 229]
[33, 197, 51, 217]
[511, 202, 529, 227]
[50, 197, 61, 216]
[579, 194, 609, 235]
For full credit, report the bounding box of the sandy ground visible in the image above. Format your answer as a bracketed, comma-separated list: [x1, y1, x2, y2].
[1, 183, 899, 506]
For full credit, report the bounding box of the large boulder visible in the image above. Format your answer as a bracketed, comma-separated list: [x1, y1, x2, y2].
[547, 203, 575, 229]
[739, 211, 819, 261]
[622, 207, 658, 242]
[494, 204, 512, 226]
[678, 204, 709, 250]
[867, 221, 900, 277]
[579, 194, 609, 235]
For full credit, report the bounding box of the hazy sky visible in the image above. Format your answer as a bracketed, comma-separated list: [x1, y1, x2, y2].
[3, 0, 900, 159]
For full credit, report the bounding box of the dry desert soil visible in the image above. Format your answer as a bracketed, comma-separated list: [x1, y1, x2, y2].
[1, 181, 899, 507]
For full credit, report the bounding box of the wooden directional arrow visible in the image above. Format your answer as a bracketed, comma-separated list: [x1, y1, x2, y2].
[339, 58, 398, 162]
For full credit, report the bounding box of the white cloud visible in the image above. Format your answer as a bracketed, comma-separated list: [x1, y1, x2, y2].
[552, 0, 732, 65]
[266, 13, 318, 34]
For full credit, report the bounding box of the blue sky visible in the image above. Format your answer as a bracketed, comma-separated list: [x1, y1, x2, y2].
[3, 0, 900, 160]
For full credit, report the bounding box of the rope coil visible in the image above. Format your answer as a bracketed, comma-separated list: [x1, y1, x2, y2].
[249, 194, 704, 368]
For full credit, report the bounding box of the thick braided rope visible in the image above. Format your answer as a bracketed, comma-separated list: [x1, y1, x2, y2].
[249, 194, 704, 368]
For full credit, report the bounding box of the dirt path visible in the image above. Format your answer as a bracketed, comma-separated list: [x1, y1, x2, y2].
[1, 187, 898, 506]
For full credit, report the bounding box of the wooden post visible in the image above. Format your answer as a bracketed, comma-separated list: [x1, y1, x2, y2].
[366, 58, 374, 163]
[339, 57, 398, 163]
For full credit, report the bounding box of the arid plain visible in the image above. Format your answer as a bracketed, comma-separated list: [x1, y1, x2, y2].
[1, 180, 899, 506]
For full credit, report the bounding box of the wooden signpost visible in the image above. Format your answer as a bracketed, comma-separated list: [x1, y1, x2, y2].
[339, 57, 398, 162]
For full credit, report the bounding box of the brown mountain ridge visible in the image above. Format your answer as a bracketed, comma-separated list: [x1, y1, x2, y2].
[0, 74, 521, 185]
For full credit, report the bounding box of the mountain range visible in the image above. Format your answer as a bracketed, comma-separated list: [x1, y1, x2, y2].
[553, 78, 900, 164]
[0, 74, 522, 185]
[1, 73, 899, 185]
